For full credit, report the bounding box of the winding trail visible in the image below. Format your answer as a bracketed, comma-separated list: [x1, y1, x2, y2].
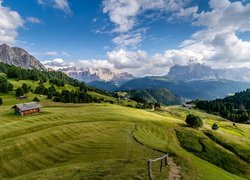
[132, 124, 182, 180]
[168, 157, 181, 180]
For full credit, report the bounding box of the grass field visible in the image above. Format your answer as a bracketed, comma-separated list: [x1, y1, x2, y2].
[0, 93, 250, 179]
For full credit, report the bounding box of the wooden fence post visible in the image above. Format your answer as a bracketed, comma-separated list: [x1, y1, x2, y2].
[165, 155, 168, 165]
[160, 159, 163, 172]
[148, 160, 153, 180]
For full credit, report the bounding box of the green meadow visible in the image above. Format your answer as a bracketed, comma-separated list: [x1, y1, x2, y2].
[0, 90, 250, 179]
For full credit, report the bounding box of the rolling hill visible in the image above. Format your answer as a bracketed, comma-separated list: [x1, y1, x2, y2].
[0, 95, 249, 179]
[128, 88, 184, 105]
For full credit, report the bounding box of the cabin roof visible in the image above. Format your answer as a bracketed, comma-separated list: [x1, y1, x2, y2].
[12, 102, 42, 111]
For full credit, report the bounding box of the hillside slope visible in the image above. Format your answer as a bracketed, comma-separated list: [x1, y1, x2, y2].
[0, 95, 249, 179]
[129, 88, 184, 105]
[196, 89, 250, 123]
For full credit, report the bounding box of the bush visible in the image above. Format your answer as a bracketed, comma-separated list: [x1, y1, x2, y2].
[47, 92, 53, 99]
[212, 123, 219, 130]
[16, 87, 24, 97]
[0, 98, 2, 105]
[8, 83, 13, 91]
[185, 114, 203, 128]
[0, 76, 9, 93]
[22, 83, 29, 93]
[33, 97, 40, 102]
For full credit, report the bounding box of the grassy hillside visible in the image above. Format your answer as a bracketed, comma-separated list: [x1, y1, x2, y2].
[0, 95, 249, 179]
[128, 88, 184, 105]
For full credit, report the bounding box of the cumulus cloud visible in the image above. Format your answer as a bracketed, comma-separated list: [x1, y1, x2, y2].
[42, 58, 114, 72]
[38, 0, 71, 14]
[76, 59, 114, 70]
[0, 1, 24, 44]
[41, 58, 69, 69]
[183, 0, 250, 68]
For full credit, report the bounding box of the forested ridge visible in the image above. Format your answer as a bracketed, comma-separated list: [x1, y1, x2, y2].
[195, 89, 250, 123]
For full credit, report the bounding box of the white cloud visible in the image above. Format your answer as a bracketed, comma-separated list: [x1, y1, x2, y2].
[107, 49, 148, 69]
[38, 0, 71, 14]
[103, 0, 140, 33]
[103, 0, 192, 33]
[0, 2, 24, 44]
[45, 51, 59, 56]
[41, 58, 71, 70]
[170, 6, 198, 21]
[45, 51, 70, 57]
[112, 31, 142, 48]
[182, 0, 250, 68]
[76, 59, 114, 70]
[26, 17, 41, 24]
[103, 0, 195, 47]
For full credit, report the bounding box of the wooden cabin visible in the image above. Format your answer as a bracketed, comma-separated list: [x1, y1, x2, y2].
[12, 102, 42, 116]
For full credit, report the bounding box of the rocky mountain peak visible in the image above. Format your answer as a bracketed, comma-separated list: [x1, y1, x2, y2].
[0, 44, 46, 71]
[168, 63, 216, 81]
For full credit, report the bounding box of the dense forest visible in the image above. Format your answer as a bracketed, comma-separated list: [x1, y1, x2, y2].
[195, 89, 250, 123]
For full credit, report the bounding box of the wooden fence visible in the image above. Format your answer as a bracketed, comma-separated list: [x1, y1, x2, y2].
[148, 154, 169, 180]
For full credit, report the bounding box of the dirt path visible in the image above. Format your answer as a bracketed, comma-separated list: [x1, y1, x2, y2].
[131, 125, 182, 180]
[168, 157, 181, 180]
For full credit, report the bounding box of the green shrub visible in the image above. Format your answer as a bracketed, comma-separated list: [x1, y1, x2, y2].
[22, 83, 29, 93]
[212, 123, 219, 130]
[16, 87, 24, 97]
[33, 97, 40, 102]
[185, 114, 203, 128]
[47, 92, 53, 99]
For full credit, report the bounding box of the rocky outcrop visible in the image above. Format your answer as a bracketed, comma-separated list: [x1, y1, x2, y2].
[0, 44, 46, 71]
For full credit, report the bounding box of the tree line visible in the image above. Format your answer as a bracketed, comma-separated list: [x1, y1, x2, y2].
[195, 89, 250, 123]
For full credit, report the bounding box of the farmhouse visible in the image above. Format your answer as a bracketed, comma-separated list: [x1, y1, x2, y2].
[12, 102, 42, 116]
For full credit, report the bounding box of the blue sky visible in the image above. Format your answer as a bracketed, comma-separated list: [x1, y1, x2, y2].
[1, 0, 250, 76]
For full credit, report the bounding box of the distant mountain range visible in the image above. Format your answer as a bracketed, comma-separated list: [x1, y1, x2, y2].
[0, 44, 46, 71]
[59, 67, 134, 85]
[59, 63, 250, 100]
[62, 63, 250, 88]
[168, 63, 250, 82]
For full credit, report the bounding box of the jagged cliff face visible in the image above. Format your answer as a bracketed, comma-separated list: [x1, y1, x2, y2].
[168, 63, 216, 81]
[59, 67, 134, 83]
[0, 44, 46, 71]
